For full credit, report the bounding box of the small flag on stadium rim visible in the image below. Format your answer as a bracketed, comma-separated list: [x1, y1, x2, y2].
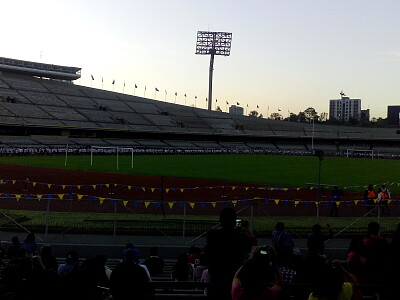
[278, 108, 281, 111]
[175, 92, 177, 96]
[112, 79, 115, 85]
[195, 95, 197, 99]
[247, 104, 248, 107]
[91, 74, 94, 80]
[226, 101, 229, 104]
[216, 99, 217, 102]
[206, 97, 208, 102]
[184, 94, 187, 97]
[165, 90, 167, 94]
[155, 87, 159, 92]
[135, 84, 137, 88]
[237, 102, 240, 105]
[257, 105, 259, 108]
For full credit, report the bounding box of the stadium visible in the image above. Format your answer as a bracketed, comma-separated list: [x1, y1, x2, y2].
[1, 57, 400, 299]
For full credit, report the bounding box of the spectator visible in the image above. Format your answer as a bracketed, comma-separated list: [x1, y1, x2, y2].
[6, 236, 21, 259]
[387, 223, 400, 300]
[21, 232, 38, 258]
[188, 245, 202, 264]
[206, 207, 257, 300]
[272, 221, 294, 266]
[232, 246, 283, 300]
[123, 246, 152, 281]
[58, 250, 80, 276]
[172, 252, 193, 281]
[110, 248, 152, 300]
[143, 246, 164, 277]
[346, 237, 366, 283]
[308, 260, 355, 300]
[307, 224, 333, 258]
[194, 253, 208, 282]
[40, 245, 58, 273]
[363, 221, 389, 284]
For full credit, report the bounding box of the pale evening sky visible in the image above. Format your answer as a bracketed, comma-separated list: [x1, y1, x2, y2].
[2, 0, 399, 119]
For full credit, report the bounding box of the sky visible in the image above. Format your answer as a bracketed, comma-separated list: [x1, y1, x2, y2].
[2, 0, 400, 119]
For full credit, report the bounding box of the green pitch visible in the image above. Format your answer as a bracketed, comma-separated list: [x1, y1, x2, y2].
[0, 154, 399, 192]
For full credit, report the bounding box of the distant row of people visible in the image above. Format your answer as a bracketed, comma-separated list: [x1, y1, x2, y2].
[364, 184, 392, 216]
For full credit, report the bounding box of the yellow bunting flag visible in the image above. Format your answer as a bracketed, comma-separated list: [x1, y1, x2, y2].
[274, 200, 280, 205]
[165, 189, 170, 193]
[189, 203, 195, 209]
[15, 194, 22, 201]
[180, 189, 184, 193]
[114, 184, 118, 187]
[58, 194, 64, 200]
[232, 186, 237, 190]
[37, 195, 42, 201]
[315, 202, 319, 207]
[354, 200, 359, 205]
[145, 201, 151, 208]
[284, 188, 288, 191]
[245, 187, 249, 191]
[77, 185, 81, 189]
[12, 180, 16, 184]
[62, 185, 66, 189]
[211, 202, 217, 208]
[105, 184, 109, 188]
[123, 201, 128, 207]
[142, 187, 146, 192]
[128, 186, 132, 190]
[77, 194, 84, 200]
[294, 200, 300, 207]
[151, 188, 155, 193]
[310, 187, 314, 190]
[47, 184, 52, 188]
[168, 202, 174, 209]
[99, 198, 105, 205]
[92, 185, 97, 189]
[232, 200, 237, 207]
[335, 201, 340, 206]
[388, 200, 392, 205]
[297, 188, 301, 191]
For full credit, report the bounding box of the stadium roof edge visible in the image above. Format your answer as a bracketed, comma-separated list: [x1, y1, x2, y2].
[0, 57, 81, 81]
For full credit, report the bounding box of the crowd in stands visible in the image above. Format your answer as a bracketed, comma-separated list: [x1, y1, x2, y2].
[0, 209, 399, 299]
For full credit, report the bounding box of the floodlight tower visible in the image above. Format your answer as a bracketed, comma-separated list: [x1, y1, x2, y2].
[195, 31, 232, 111]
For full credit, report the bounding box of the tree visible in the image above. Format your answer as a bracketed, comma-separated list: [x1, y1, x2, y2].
[249, 110, 259, 117]
[303, 107, 319, 123]
[270, 112, 282, 120]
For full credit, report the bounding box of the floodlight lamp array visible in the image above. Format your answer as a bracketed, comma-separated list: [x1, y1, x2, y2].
[195, 31, 232, 56]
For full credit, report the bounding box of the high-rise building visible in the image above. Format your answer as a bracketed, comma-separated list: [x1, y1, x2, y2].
[329, 93, 361, 121]
[387, 106, 400, 126]
[229, 105, 244, 115]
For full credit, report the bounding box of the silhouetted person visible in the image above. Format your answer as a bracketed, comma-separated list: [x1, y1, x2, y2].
[206, 207, 256, 300]
[6, 236, 21, 259]
[143, 246, 164, 276]
[110, 248, 152, 300]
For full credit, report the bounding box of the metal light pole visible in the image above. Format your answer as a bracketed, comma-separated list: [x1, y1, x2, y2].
[195, 31, 232, 111]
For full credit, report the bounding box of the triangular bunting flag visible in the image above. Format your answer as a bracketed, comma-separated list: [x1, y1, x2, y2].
[128, 186, 132, 190]
[62, 185, 66, 189]
[294, 200, 300, 207]
[58, 194, 64, 200]
[211, 202, 217, 208]
[92, 185, 97, 189]
[335, 201, 340, 206]
[354, 200, 359, 205]
[151, 188, 155, 193]
[99, 198, 105, 205]
[37, 194, 42, 201]
[274, 200, 280, 205]
[123, 201, 128, 207]
[15, 194, 22, 201]
[144, 201, 150, 208]
[189, 203, 195, 209]
[180, 189, 184, 193]
[168, 202, 174, 209]
[165, 189, 170, 193]
[47, 184, 52, 188]
[77, 194, 84, 200]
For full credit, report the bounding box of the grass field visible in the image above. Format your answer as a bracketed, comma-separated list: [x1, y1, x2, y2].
[1, 154, 399, 192]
